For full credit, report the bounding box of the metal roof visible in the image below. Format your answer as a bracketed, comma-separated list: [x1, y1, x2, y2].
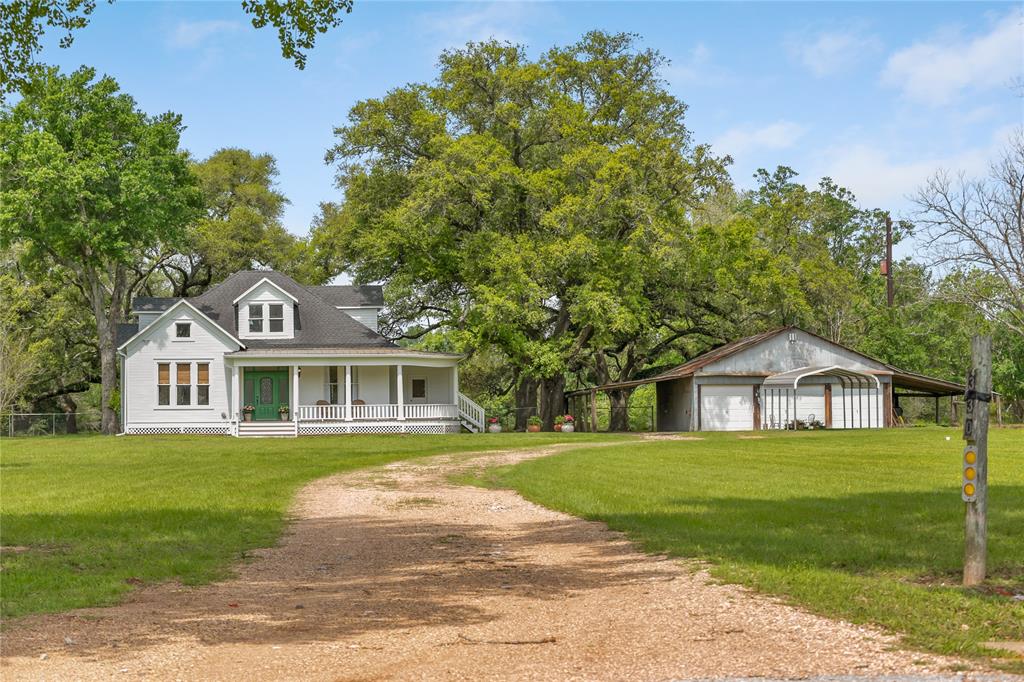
[762, 365, 880, 389]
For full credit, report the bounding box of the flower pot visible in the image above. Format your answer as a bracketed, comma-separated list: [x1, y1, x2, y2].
[279, 412, 289, 421]
[561, 423, 574, 433]
[243, 412, 253, 422]
[554, 423, 563, 432]
[488, 424, 502, 433]
[527, 425, 541, 433]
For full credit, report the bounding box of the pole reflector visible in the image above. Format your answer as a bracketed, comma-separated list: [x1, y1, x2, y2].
[962, 445, 978, 501]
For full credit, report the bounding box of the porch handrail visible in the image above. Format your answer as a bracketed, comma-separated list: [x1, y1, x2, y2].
[297, 403, 460, 422]
[457, 392, 485, 432]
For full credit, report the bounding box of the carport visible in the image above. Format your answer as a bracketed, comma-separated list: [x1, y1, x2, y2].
[760, 365, 881, 430]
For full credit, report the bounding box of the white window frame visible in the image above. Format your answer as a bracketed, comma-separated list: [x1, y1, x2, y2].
[175, 322, 192, 339]
[154, 360, 216, 410]
[268, 303, 285, 333]
[351, 366, 359, 402]
[327, 366, 340, 404]
[410, 375, 427, 403]
[248, 304, 264, 333]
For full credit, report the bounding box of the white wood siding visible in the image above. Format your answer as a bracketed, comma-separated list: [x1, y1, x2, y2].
[124, 308, 237, 426]
[831, 386, 884, 429]
[337, 307, 379, 332]
[136, 312, 161, 330]
[237, 281, 295, 340]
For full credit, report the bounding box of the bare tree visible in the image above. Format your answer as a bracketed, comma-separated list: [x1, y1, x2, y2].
[914, 130, 1024, 336]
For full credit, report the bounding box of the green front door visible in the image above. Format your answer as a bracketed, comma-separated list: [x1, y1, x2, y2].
[245, 370, 288, 420]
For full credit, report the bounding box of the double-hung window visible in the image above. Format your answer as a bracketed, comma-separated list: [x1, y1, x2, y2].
[176, 363, 191, 405]
[197, 363, 210, 406]
[158, 363, 170, 405]
[268, 304, 284, 332]
[249, 304, 264, 332]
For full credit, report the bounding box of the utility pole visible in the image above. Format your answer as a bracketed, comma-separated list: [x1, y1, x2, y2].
[962, 335, 991, 586]
[884, 213, 894, 307]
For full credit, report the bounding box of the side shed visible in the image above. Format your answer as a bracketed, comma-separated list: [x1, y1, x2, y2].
[574, 326, 964, 432]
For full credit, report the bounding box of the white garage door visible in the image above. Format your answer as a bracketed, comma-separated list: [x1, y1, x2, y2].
[700, 385, 754, 431]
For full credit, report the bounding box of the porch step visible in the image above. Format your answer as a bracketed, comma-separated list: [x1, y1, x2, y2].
[237, 420, 297, 438]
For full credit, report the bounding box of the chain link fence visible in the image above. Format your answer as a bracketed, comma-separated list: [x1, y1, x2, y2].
[1, 412, 103, 437]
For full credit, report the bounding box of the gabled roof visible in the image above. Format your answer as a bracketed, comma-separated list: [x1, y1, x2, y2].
[131, 297, 177, 312]
[232, 276, 299, 304]
[190, 270, 396, 349]
[308, 284, 384, 308]
[118, 299, 244, 351]
[573, 326, 966, 397]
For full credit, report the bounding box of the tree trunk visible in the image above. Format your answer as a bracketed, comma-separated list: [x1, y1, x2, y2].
[607, 388, 632, 432]
[514, 376, 538, 431]
[85, 264, 124, 435]
[539, 374, 566, 431]
[59, 392, 78, 434]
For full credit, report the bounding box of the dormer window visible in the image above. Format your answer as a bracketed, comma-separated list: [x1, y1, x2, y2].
[249, 304, 264, 332]
[175, 322, 191, 338]
[268, 304, 284, 332]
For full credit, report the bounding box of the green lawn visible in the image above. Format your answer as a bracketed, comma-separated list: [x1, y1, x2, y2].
[481, 428, 1024, 666]
[0, 432, 628, 618]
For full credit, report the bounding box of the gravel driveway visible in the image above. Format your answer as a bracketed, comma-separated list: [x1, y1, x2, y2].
[0, 443, 1007, 681]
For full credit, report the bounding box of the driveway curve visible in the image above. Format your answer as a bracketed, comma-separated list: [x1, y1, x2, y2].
[0, 443, 986, 680]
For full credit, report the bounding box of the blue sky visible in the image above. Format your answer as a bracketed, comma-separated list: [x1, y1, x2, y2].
[38, 1, 1022, 245]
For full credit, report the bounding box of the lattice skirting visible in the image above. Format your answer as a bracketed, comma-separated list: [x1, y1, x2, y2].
[126, 424, 233, 435]
[298, 422, 461, 435]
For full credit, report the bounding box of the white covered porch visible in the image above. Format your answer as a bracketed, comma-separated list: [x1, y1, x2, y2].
[225, 350, 484, 436]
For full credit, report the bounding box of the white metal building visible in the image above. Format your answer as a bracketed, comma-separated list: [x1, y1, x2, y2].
[581, 327, 963, 432]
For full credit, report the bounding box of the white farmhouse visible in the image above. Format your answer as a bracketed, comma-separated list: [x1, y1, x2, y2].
[117, 270, 484, 437]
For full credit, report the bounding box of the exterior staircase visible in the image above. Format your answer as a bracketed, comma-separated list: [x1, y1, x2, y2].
[457, 392, 485, 433]
[237, 419, 297, 438]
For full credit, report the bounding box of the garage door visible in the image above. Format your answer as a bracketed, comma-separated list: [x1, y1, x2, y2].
[700, 385, 754, 431]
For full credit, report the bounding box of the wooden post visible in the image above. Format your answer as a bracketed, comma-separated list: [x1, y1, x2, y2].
[996, 394, 1003, 427]
[963, 335, 991, 586]
[589, 388, 599, 433]
[824, 383, 833, 428]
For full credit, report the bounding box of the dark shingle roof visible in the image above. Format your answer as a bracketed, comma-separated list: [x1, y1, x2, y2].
[190, 271, 395, 349]
[132, 297, 178, 312]
[116, 323, 139, 346]
[307, 285, 384, 308]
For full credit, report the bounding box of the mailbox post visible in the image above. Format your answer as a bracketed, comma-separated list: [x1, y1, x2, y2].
[962, 335, 991, 586]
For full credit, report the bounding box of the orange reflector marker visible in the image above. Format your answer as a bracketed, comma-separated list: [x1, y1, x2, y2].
[964, 450, 977, 464]
[963, 483, 975, 497]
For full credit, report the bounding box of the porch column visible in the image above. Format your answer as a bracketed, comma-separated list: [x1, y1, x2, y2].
[452, 365, 459, 405]
[397, 364, 405, 420]
[345, 365, 352, 421]
[230, 364, 240, 420]
[292, 364, 300, 422]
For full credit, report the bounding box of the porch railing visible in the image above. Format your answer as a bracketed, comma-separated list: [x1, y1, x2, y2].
[296, 403, 459, 421]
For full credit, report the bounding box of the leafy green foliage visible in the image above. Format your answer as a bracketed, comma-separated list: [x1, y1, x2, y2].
[241, 0, 353, 69]
[0, 66, 201, 432]
[317, 32, 729, 424]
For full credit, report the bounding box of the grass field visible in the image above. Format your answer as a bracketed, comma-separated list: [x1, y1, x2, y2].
[479, 428, 1024, 666]
[0, 432, 628, 618]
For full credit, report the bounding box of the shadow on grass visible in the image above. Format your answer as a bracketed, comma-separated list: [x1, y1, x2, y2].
[616, 485, 1024, 577]
[1, 511, 674, 659]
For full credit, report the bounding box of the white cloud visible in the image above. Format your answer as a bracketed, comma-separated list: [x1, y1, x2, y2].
[815, 125, 1017, 208]
[713, 121, 806, 157]
[788, 29, 882, 77]
[662, 43, 726, 86]
[167, 19, 242, 49]
[882, 10, 1023, 105]
[418, 2, 553, 51]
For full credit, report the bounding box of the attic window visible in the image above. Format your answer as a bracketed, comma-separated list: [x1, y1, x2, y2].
[249, 304, 263, 332]
[268, 304, 284, 332]
[175, 322, 191, 338]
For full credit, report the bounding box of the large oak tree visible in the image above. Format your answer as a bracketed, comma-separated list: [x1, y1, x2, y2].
[0, 66, 201, 433]
[316, 32, 728, 428]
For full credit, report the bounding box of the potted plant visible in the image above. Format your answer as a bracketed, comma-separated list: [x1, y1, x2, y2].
[526, 415, 542, 432]
[561, 414, 575, 433]
[553, 415, 565, 432]
[242, 405, 255, 422]
[488, 416, 502, 433]
[278, 405, 290, 421]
